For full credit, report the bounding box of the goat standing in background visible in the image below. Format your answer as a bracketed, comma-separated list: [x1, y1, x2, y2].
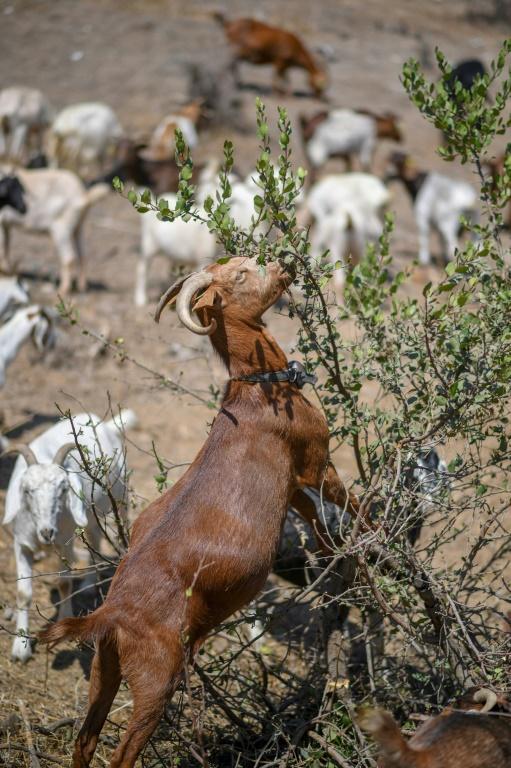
[0, 167, 108, 293]
[215, 14, 328, 97]
[300, 109, 402, 175]
[41, 257, 359, 768]
[0, 86, 52, 163]
[4, 410, 136, 661]
[385, 152, 478, 266]
[0, 305, 55, 388]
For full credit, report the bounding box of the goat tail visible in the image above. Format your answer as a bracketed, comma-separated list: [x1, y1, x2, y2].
[357, 708, 411, 764]
[39, 607, 113, 649]
[83, 182, 110, 209]
[105, 408, 138, 433]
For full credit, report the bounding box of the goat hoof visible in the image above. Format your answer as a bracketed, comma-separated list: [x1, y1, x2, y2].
[11, 636, 33, 663]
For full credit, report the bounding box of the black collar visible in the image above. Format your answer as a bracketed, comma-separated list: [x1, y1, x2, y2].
[232, 360, 317, 389]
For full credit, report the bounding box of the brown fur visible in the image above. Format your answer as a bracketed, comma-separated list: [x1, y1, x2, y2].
[299, 110, 330, 142]
[217, 16, 327, 96]
[357, 109, 402, 142]
[39, 257, 358, 768]
[359, 706, 511, 768]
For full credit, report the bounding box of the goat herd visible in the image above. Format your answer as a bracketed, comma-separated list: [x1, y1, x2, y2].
[1, 12, 510, 768]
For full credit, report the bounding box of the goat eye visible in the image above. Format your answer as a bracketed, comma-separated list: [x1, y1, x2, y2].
[236, 271, 247, 283]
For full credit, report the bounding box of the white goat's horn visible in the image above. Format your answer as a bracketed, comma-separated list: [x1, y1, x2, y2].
[473, 688, 498, 713]
[3, 444, 38, 466]
[154, 273, 194, 324]
[53, 443, 76, 467]
[176, 271, 217, 336]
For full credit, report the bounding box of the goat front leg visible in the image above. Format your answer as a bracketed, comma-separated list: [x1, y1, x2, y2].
[290, 488, 334, 558]
[12, 541, 34, 662]
[300, 462, 362, 525]
[0, 223, 11, 271]
[134, 247, 153, 307]
[416, 212, 431, 266]
[10, 123, 28, 162]
[52, 223, 78, 294]
[273, 62, 291, 96]
[74, 228, 87, 293]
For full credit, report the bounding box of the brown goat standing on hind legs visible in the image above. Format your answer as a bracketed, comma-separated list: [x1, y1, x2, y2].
[40, 256, 360, 768]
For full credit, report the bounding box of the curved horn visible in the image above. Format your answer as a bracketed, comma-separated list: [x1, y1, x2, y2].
[473, 688, 498, 713]
[53, 442, 76, 467]
[176, 272, 217, 336]
[154, 274, 193, 324]
[4, 444, 38, 466]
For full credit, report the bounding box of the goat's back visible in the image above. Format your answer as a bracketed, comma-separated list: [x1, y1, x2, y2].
[409, 712, 511, 767]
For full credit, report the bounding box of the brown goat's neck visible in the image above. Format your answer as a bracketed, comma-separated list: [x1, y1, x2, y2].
[210, 317, 288, 378]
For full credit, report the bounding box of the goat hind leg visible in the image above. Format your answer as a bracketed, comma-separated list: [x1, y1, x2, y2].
[73, 639, 121, 768]
[109, 641, 184, 768]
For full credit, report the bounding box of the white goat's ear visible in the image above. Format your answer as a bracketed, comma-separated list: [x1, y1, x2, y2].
[3, 502, 18, 525]
[67, 473, 88, 528]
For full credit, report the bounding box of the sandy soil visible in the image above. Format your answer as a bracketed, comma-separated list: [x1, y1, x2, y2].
[0, 0, 508, 764]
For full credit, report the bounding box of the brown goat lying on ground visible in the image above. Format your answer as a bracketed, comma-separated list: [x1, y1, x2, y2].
[215, 14, 327, 97]
[40, 257, 359, 768]
[359, 689, 511, 768]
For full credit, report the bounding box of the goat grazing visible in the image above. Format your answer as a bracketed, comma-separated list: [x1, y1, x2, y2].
[0, 274, 29, 320]
[0, 167, 109, 293]
[0, 86, 52, 162]
[359, 690, 511, 768]
[301, 109, 402, 174]
[48, 102, 123, 175]
[0, 305, 55, 389]
[215, 14, 327, 97]
[40, 256, 359, 767]
[385, 152, 478, 265]
[3, 409, 136, 662]
[304, 173, 390, 301]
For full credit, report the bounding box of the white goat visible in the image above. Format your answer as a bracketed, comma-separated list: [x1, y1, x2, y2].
[386, 153, 479, 265]
[0, 275, 29, 320]
[135, 195, 216, 307]
[0, 167, 109, 293]
[48, 102, 123, 174]
[0, 87, 52, 162]
[0, 305, 55, 388]
[304, 173, 390, 301]
[3, 409, 136, 662]
[301, 109, 402, 173]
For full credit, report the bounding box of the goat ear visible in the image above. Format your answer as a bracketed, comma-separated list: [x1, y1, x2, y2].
[3, 503, 18, 525]
[193, 286, 225, 311]
[67, 473, 88, 528]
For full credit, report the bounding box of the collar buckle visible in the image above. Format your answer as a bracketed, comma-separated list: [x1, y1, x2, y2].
[287, 360, 317, 389]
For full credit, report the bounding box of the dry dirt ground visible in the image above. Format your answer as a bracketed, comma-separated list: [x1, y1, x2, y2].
[0, 0, 508, 765]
